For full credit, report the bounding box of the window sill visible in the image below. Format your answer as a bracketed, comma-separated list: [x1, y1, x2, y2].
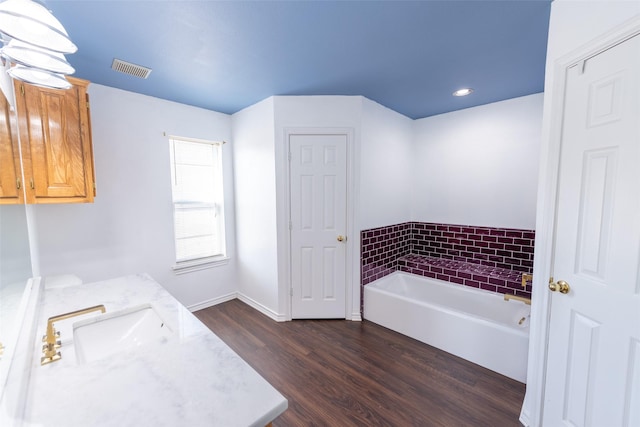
[172, 256, 230, 275]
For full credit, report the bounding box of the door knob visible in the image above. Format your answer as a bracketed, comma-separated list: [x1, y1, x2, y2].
[549, 280, 570, 294]
[337, 235, 346, 242]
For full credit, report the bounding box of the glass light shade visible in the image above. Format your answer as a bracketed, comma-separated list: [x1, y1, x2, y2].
[1, 39, 74, 74]
[0, 0, 77, 54]
[7, 64, 71, 89]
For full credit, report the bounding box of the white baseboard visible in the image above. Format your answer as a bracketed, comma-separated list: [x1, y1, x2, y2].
[187, 291, 353, 322]
[187, 292, 237, 312]
[237, 293, 286, 322]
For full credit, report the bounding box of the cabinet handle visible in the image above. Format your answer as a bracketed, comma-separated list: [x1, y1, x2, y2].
[16, 178, 21, 190]
[30, 178, 34, 190]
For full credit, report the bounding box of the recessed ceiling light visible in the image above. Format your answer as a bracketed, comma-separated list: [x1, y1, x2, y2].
[452, 88, 474, 97]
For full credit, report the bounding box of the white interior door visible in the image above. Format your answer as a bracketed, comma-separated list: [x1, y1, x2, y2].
[289, 133, 347, 319]
[543, 34, 640, 426]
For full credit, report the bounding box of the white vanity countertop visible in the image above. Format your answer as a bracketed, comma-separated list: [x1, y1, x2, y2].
[20, 274, 287, 427]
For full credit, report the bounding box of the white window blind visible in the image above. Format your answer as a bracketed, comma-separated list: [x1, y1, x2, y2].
[169, 137, 225, 266]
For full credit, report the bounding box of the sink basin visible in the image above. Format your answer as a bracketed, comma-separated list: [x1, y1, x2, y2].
[73, 304, 174, 364]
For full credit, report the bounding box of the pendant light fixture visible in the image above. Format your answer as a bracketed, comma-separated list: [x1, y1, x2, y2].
[0, 0, 76, 90]
[0, 0, 76, 53]
[1, 39, 74, 74]
[8, 64, 70, 89]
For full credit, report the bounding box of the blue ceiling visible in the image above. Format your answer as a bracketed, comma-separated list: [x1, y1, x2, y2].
[46, 0, 551, 120]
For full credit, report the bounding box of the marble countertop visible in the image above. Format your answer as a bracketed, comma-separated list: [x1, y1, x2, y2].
[21, 274, 287, 427]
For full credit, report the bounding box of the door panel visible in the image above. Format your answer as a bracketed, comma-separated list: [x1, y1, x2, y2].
[0, 92, 22, 204]
[543, 34, 640, 426]
[575, 148, 616, 281]
[322, 247, 337, 299]
[290, 134, 347, 319]
[563, 312, 600, 426]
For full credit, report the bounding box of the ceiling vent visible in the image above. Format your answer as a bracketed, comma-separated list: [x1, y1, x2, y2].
[111, 58, 152, 79]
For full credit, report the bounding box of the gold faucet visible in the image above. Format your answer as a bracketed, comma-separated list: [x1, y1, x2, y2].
[41, 305, 106, 365]
[504, 294, 531, 305]
[521, 273, 533, 289]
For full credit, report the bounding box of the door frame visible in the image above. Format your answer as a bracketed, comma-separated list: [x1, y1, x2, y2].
[524, 17, 640, 427]
[279, 127, 359, 321]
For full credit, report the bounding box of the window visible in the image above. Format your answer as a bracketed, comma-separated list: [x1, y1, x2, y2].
[169, 136, 227, 273]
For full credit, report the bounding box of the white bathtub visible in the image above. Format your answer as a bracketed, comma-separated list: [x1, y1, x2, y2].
[363, 271, 530, 382]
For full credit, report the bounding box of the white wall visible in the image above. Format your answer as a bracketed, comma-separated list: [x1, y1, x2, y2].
[524, 2, 640, 425]
[33, 84, 237, 308]
[544, 0, 640, 66]
[360, 98, 413, 230]
[412, 93, 544, 230]
[273, 96, 362, 129]
[0, 205, 31, 286]
[231, 98, 280, 315]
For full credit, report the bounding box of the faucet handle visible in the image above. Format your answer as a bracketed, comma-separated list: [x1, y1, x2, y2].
[42, 341, 61, 353]
[42, 329, 60, 348]
[41, 344, 61, 365]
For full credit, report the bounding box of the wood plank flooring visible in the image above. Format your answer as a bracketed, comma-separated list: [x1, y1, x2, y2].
[195, 300, 526, 426]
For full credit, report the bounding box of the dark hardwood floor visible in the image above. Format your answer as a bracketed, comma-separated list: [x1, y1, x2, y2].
[195, 300, 525, 426]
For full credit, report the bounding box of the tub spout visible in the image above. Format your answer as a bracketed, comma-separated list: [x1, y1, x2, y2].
[504, 294, 531, 305]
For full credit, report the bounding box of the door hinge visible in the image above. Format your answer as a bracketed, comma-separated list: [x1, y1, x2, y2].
[93, 182, 97, 196]
[16, 178, 21, 190]
[290, 288, 293, 297]
[289, 221, 292, 230]
[578, 59, 586, 75]
[288, 152, 291, 161]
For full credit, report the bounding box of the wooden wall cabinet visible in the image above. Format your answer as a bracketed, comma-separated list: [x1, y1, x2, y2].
[0, 76, 96, 204]
[0, 90, 23, 204]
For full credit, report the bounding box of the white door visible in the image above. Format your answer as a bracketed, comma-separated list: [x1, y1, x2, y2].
[543, 34, 640, 426]
[289, 133, 347, 319]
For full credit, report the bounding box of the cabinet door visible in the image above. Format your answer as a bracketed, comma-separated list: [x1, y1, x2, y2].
[15, 78, 95, 203]
[0, 92, 23, 204]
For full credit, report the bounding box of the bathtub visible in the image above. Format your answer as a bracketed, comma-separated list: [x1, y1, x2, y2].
[363, 272, 530, 382]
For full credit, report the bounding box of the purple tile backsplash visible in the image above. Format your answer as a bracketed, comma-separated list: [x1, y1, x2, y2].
[360, 222, 412, 284]
[361, 222, 535, 298]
